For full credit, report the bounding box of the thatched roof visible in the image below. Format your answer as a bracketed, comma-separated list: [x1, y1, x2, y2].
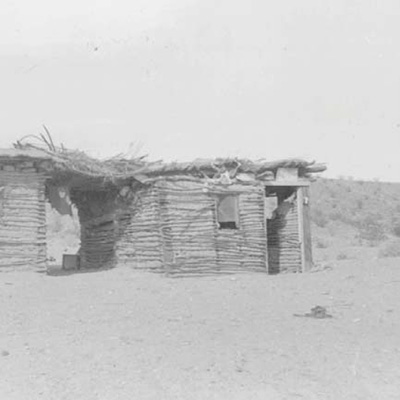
[4, 143, 150, 187]
[142, 158, 326, 177]
[2, 136, 326, 188]
[0, 148, 54, 161]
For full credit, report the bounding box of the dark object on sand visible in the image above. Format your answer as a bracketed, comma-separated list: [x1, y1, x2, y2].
[294, 306, 333, 319]
[62, 254, 80, 271]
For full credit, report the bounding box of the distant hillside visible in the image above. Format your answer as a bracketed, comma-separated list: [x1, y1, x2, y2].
[310, 178, 400, 241]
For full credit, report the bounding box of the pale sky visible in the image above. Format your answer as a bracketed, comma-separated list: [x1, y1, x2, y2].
[1, 0, 399, 181]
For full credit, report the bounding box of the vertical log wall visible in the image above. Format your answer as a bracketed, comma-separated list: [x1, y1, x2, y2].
[0, 165, 47, 269]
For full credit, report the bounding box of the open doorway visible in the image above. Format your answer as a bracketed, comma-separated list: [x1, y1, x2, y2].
[265, 187, 301, 274]
[46, 184, 80, 271]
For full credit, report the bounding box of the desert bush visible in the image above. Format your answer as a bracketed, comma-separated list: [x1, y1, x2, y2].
[391, 219, 400, 238]
[378, 240, 400, 258]
[310, 178, 400, 242]
[329, 210, 342, 222]
[315, 238, 329, 249]
[336, 251, 349, 260]
[312, 209, 328, 228]
[357, 214, 386, 245]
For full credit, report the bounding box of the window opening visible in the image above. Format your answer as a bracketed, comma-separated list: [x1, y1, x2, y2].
[217, 195, 239, 229]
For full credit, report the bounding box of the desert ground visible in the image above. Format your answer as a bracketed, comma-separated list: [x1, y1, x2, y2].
[1, 243, 400, 400]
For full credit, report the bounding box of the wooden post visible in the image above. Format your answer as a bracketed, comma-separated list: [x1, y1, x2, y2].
[297, 188, 305, 272]
[263, 187, 269, 274]
[297, 187, 313, 272]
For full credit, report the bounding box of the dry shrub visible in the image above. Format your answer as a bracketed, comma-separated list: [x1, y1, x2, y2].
[378, 240, 400, 258]
[336, 251, 350, 261]
[357, 214, 386, 246]
[315, 238, 329, 249]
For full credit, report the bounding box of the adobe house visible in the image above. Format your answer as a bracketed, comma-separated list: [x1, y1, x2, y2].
[0, 144, 325, 275]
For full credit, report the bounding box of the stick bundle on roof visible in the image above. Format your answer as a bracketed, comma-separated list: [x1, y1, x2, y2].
[12, 129, 326, 186]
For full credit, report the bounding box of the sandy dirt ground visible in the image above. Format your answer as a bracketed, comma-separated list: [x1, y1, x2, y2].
[1, 257, 400, 400]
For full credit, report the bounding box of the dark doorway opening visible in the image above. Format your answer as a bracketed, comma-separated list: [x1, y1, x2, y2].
[265, 187, 301, 274]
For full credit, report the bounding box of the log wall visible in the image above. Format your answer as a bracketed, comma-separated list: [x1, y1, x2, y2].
[73, 186, 164, 271]
[216, 189, 266, 274]
[115, 187, 163, 270]
[154, 180, 267, 276]
[74, 180, 304, 275]
[0, 166, 47, 269]
[157, 181, 218, 275]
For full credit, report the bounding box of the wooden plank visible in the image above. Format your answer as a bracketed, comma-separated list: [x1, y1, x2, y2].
[262, 193, 269, 273]
[264, 180, 310, 187]
[297, 188, 306, 273]
[301, 186, 313, 271]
